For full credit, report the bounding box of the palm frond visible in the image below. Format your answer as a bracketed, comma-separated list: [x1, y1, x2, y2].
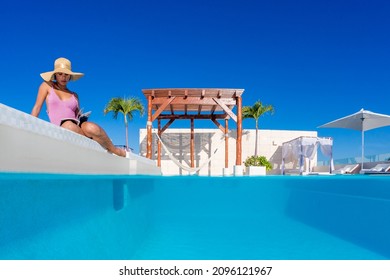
[242, 100, 274, 120]
[103, 96, 145, 151]
[104, 97, 144, 120]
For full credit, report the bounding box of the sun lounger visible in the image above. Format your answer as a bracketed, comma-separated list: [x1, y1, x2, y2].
[333, 164, 360, 174]
[306, 172, 335, 176]
[361, 163, 390, 174]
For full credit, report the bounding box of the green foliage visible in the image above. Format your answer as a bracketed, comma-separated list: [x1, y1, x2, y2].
[104, 97, 144, 122]
[104, 97, 145, 150]
[242, 100, 275, 124]
[242, 100, 275, 156]
[243, 155, 272, 171]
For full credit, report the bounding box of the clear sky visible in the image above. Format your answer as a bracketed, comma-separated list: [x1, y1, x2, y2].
[1, 0, 389, 160]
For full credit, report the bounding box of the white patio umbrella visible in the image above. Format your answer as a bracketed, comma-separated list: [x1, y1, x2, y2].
[318, 108, 390, 169]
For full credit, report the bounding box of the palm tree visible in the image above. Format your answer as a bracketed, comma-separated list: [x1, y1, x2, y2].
[104, 97, 144, 151]
[242, 100, 275, 156]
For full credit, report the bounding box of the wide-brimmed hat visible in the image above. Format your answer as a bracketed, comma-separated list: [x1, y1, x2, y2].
[40, 57, 84, 82]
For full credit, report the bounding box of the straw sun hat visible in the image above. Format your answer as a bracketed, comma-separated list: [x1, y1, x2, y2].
[40, 57, 84, 82]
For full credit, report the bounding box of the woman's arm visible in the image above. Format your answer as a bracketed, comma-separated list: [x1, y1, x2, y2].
[31, 82, 49, 117]
[73, 92, 81, 116]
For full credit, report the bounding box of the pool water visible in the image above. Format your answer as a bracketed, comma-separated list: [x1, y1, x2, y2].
[0, 173, 389, 260]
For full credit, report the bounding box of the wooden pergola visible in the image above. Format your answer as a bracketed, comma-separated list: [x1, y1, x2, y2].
[142, 88, 244, 171]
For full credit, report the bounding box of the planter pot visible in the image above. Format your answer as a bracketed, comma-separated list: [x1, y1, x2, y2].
[222, 167, 231, 176]
[233, 165, 244, 176]
[246, 166, 266, 176]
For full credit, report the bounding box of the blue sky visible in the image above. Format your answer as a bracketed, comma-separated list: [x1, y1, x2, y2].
[1, 0, 389, 159]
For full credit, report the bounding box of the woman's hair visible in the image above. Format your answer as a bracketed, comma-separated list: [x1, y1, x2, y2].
[53, 72, 72, 81]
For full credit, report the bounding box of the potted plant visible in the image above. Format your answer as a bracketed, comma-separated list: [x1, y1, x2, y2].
[243, 155, 272, 176]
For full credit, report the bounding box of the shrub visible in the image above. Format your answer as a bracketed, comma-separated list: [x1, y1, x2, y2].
[243, 155, 272, 171]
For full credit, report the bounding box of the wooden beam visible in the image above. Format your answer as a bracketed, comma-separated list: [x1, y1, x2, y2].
[225, 119, 229, 168]
[197, 105, 202, 115]
[157, 114, 229, 120]
[157, 119, 161, 167]
[146, 95, 153, 159]
[151, 97, 236, 106]
[236, 96, 242, 165]
[161, 119, 175, 134]
[210, 105, 217, 114]
[152, 97, 176, 121]
[213, 98, 237, 122]
[190, 118, 194, 168]
[211, 118, 225, 133]
[142, 88, 245, 103]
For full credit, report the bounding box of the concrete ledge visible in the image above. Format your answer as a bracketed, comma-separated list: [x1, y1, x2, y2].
[0, 103, 161, 175]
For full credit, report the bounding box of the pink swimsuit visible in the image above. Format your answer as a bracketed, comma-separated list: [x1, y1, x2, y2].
[46, 87, 79, 126]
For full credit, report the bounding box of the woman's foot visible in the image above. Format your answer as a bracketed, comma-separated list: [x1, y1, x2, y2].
[112, 147, 126, 157]
[80, 122, 127, 157]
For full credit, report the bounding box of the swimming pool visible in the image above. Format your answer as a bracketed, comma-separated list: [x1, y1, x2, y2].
[0, 173, 389, 260]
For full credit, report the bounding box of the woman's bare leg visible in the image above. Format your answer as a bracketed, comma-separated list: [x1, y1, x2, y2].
[80, 121, 126, 157]
[61, 120, 86, 135]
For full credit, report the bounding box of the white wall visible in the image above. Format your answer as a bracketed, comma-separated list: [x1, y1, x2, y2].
[139, 128, 317, 176]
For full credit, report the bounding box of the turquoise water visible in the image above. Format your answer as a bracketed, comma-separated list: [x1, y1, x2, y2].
[0, 173, 389, 260]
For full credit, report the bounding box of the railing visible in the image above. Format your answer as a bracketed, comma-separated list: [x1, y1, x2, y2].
[115, 145, 133, 152]
[318, 152, 390, 166]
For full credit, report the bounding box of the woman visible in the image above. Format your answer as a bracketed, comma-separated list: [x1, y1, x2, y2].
[31, 57, 126, 157]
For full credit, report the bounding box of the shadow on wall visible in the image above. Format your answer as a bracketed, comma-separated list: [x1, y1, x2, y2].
[268, 146, 301, 175]
[140, 131, 237, 175]
[268, 146, 282, 174]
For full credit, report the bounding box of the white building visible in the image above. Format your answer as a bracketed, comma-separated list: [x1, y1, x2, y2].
[139, 128, 317, 176]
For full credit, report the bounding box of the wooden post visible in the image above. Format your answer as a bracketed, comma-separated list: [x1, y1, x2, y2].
[190, 118, 195, 168]
[146, 95, 152, 159]
[157, 119, 161, 167]
[225, 119, 229, 168]
[236, 96, 242, 165]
